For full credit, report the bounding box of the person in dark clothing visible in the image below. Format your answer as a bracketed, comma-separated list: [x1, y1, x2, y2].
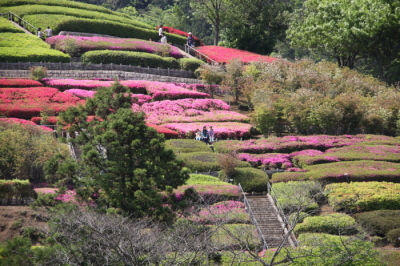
[201, 126, 209, 144]
[187, 32, 195, 47]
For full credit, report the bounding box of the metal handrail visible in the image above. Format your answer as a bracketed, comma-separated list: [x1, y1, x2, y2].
[267, 183, 299, 247]
[184, 45, 220, 66]
[68, 142, 77, 160]
[238, 183, 269, 250]
[6, 11, 38, 34]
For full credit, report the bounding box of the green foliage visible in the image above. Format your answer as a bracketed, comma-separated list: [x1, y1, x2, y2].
[165, 139, 211, 154]
[178, 58, 204, 72]
[185, 174, 228, 185]
[0, 33, 49, 48]
[0, 47, 70, 62]
[325, 181, 400, 212]
[0, 17, 24, 33]
[0, 180, 36, 204]
[387, 228, 400, 247]
[23, 14, 187, 44]
[29, 66, 47, 81]
[271, 181, 322, 214]
[295, 233, 381, 266]
[271, 160, 400, 184]
[220, 167, 269, 193]
[294, 213, 358, 236]
[177, 152, 250, 172]
[353, 210, 400, 236]
[209, 224, 261, 250]
[81, 50, 180, 69]
[0, 123, 70, 181]
[0, 4, 152, 29]
[30, 193, 57, 208]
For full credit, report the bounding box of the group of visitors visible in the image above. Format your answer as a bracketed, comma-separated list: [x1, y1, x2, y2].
[158, 24, 195, 47]
[195, 126, 215, 144]
[37, 26, 52, 39]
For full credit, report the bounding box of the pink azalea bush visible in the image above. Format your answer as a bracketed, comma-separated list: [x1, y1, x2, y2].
[325, 145, 400, 162]
[65, 89, 96, 98]
[144, 81, 210, 100]
[0, 117, 53, 132]
[238, 153, 293, 169]
[162, 122, 253, 139]
[174, 184, 241, 201]
[46, 36, 183, 58]
[195, 46, 279, 64]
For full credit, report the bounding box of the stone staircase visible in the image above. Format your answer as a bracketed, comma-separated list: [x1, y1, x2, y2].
[246, 195, 296, 248]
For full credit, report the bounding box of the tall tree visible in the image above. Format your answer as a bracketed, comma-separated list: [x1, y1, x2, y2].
[58, 81, 189, 219]
[287, 0, 400, 84]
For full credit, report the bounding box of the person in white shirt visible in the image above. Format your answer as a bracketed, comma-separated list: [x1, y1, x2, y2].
[37, 28, 43, 39]
[160, 33, 167, 44]
[158, 24, 163, 37]
[45, 26, 52, 37]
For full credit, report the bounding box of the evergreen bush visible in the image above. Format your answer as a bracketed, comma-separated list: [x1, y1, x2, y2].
[179, 58, 205, 72]
[0, 47, 70, 62]
[165, 139, 211, 154]
[353, 210, 400, 236]
[219, 167, 269, 193]
[294, 213, 358, 235]
[177, 152, 250, 172]
[0, 17, 24, 33]
[387, 228, 400, 247]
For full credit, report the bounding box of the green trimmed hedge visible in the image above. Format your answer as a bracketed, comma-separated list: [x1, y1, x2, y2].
[325, 145, 400, 163]
[186, 174, 229, 185]
[178, 58, 204, 72]
[294, 213, 358, 236]
[0, 0, 123, 16]
[325, 181, 400, 212]
[271, 160, 400, 183]
[387, 228, 400, 247]
[0, 180, 37, 203]
[270, 181, 322, 214]
[0, 17, 24, 33]
[353, 210, 400, 236]
[165, 139, 212, 154]
[209, 224, 261, 250]
[23, 14, 187, 44]
[1, 5, 151, 29]
[220, 167, 269, 193]
[177, 152, 250, 172]
[0, 33, 49, 48]
[81, 50, 179, 69]
[0, 47, 70, 62]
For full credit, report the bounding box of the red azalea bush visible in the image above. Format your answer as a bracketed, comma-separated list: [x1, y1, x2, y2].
[0, 117, 53, 131]
[42, 79, 147, 93]
[161, 26, 205, 46]
[195, 46, 279, 64]
[0, 78, 43, 88]
[0, 87, 85, 119]
[146, 123, 179, 138]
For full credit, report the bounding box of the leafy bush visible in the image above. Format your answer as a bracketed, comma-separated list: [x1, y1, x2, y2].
[0, 17, 24, 33]
[29, 66, 47, 81]
[81, 50, 179, 69]
[0, 180, 36, 203]
[185, 174, 229, 185]
[23, 14, 187, 44]
[177, 152, 250, 172]
[0, 47, 70, 62]
[271, 181, 322, 214]
[294, 213, 358, 235]
[325, 181, 400, 212]
[0, 33, 49, 48]
[387, 228, 400, 247]
[209, 224, 261, 250]
[219, 167, 269, 193]
[179, 58, 204, 72]
[325, 145, 400, 163]
[1, 4, 151, 29]
[353, 210, 400, 236]
[271, 160, 400, 183]
[165, 139, 211, 154]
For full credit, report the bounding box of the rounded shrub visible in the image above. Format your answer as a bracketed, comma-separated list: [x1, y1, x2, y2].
[161, 56, 180, 69]
[387, 228, 400, 247]
[177, 152, 250, 172]
[165, 139, 212, 154]
[353, 210, 400, 236]
[179, 58, 205, 72]
[81, 50, 179, 69]
[219, 167, 269, 193]
[294, 213, 358, 236]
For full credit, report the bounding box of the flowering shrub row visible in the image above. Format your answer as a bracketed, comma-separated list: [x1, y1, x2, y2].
[0, 87, 84, 119]
[187, 201, 250, 224]
[46, 35, 183, 58]
[145, 123, 179, 138]
[325, 181, 400, 212]
[0, 78, 43, 88]
[162, 122, 253, 139]
[144, 82, 210, 100]
[271, 160, 400, 183]
[195, 45, 278, 64]
[174, 184, 241, 201]
[161, 26, 204, 46]
[325, 145, 400, 162]
[0, 118, 53, 132]
[238, 153, 293, 169]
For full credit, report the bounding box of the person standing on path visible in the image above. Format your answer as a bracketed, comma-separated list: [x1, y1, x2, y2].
[37, 28, 43, 39]
[45, 26, 52, 38]
[201, 126, 209, 144]
[160, 33, 167, 44]
[187, 32, 195, 47]
[158, 25, 163, 37]
[208, 126, 215, 143]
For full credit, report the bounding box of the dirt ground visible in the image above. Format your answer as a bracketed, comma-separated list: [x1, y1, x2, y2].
[0, 205, 49, 244]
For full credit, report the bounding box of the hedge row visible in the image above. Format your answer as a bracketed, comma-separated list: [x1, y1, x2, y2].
[353, 210, 400, 236]
[271, 160, 400, 183]
[0, 17, 24, 33]
[219, 167, 269, 193]
[0, 47, 70, 63]
[0, 33, 49, 48]
[165, 139, 212, 154]
[325, 181, 400, 212]
[325, 145, 400, 163]
[23, 14, 187, 44]
[209, 224, 261, 250]
[1, 5, 151, 29]
[178, 58, 205, 72]
[81, 50, 178, 69]
[0, 180, 37, 203]
[0, 0, 122, 16]
[294, 213, 358, 236]
[176, 152, 250, 172]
